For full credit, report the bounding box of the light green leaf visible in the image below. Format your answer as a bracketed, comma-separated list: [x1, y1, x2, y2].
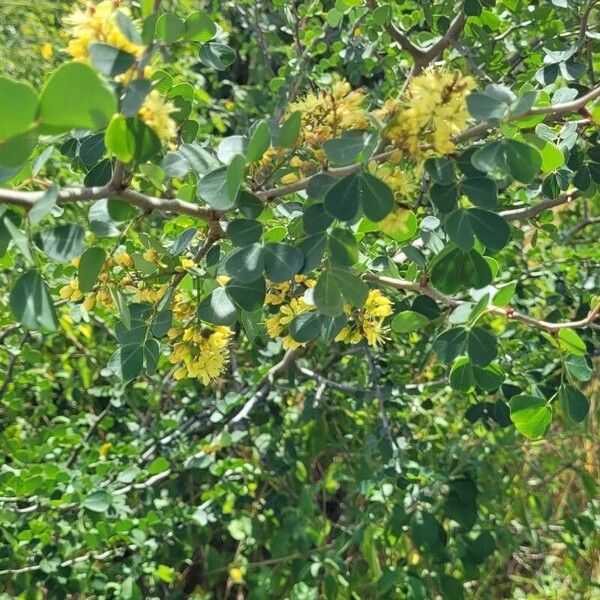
[510, 394, 552, 438]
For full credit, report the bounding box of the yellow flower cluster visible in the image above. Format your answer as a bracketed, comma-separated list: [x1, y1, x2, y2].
[368, 160, 419, 200]
[60, 255, 115, 310]
[385, 69, 475, 156]
[65, 1, 178, 142]
[138, 90, 179, 142]
[65, 1, 144, 62]
[287, 81, 370, 164]
[264, 276, 316, 349]
[335, 289, 393, 347]
[168, 325, 232, 385]
[265, 297, 314, 350]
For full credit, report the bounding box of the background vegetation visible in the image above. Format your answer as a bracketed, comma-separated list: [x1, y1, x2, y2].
[0, 0, 598, 598]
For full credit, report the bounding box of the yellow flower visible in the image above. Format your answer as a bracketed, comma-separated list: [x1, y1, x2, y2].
[168, 325, 232, 385]
[378, 207, 413, 237]
[83, 293, 97, 311]
[41, 43, 53, 60]
[228, 566, 245, 584]
[280, 173, 299, 185]
[287, 80, 370, 156]
[179, 257, 195, 271]
[65, 0, 145, 62]
[265, 297, 313, 344]
[335, 290, 392, 347]
[142, 248, 160, 264]
[115, 252, 134, 269]
[138, 90, 178, 142]
[385, 68, 475, 157]
[99, 442, 112, 458]
[59, 280, 84, 302]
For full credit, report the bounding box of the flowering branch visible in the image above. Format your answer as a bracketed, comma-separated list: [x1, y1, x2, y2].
[367, 273, 600, 333]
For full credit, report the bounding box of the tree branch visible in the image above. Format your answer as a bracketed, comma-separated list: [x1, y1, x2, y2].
[367, 273, 600, 333]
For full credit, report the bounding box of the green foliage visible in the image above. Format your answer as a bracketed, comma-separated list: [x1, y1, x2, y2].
[0, 0, 599, 598]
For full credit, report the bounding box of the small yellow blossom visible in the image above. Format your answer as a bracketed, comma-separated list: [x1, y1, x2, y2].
[99, 442, 112, 458]
[138, 90, 178, 142]
[228, 566, 245, 584]
[168, 325, 233, 385]
[179, 257, 195, 271]
[335, 289, 392, 347]
[115, 252, 134, 269]
[280, 173, 299, 185]
[41, 43, 54, 60]
[65, 1, 145, 63]
[386, 68, 475, 157]
[59, 280, 84, 302]
[265, 297, 313, 345]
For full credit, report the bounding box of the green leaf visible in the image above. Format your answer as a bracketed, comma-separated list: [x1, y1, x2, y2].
[226, 154, 246, 201]
[473, 363, 504, 391]
[9, 270, 58, 331]
[289, 312, 322, 343]
[122, 79, 152, 117]
[502, 140, 542, 184]
[331, 268, 369, 308]
[466, 91, 509, 122]
[446, 209, 474, 250]
[278, 111, 302, 148]
[35, 224, 85, 262]
[226, 277, 266, 312]
[324, 173, 361, 221]
[559, 384, 589, 422]
[28, 186, 58, 225]
[328, 228, 358, 266]
[128, 117, 161, 163]
[359, 172, 395, 222]
[155, 12, 185, 43]
[148, 456, 170, 475]
[83, 490, 111, 513]
[510, 394, 552, 438]
[433, 327, 468, 364]
[115, 10, 142, 44]
[492, 282, 516, 307]
[564, 354, 593, 382]
[246, 121, 271, 162]
[105, 115, 135, 162]
[391, 310, 430, 333]
[198, 287, 238, 325]
[0, 131, 38, 167]
[298, 233, 327, 273]
[468, 208, 510, 252]
[263, 243, 304, 282]
[558, 327, 586, 356]
[467, 326, 497, 367]
[88, 43, 136, 77]
[0, 76, 38, 140]
[225, 244, 265, 282]
[430, 183, 458, 213]
[109, 344, 144, 380]
[169, 228, 197, 255]
[184, 10, 216, 42]
[471, 141, 503, 173]
[199, 42, 236, 70]
[425, 157, 454, 185]
[39, 63, 117, 131]
[450, 356, 475, 391]
[227, 219, 263, 246]
[303, 203, 334, 234]
[218, 136, 248, 164]
[322, 131, 373, 166]
[314, 270, 344, 316]
[78, 247, 106, 293]
[199, 166, 237, 210]
[462, 177, 497, 209]
[430, 248, 492, 294]
[324, 172, 394, 222]
[151, 309, 172, 337]
[144, 338, 160, 375]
